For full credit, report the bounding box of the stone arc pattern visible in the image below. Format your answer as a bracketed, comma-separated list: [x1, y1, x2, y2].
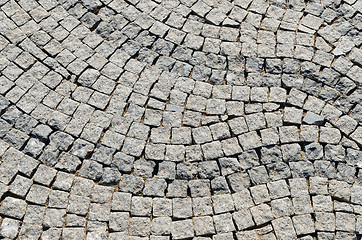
[0, 0, 361, 239]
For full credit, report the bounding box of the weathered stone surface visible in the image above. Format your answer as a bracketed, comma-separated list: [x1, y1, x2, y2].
[0, 0, 360, 239]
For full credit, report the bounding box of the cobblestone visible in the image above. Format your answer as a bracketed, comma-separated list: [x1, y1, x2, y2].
[0, 0, 360, 238]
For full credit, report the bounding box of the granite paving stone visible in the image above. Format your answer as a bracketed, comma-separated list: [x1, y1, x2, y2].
[0, 0, 360, 238]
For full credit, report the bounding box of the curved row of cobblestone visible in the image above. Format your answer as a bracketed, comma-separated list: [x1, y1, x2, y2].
[0, 0, 361, 239]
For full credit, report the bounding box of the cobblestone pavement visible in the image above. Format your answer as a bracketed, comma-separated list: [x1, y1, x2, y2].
[0, 0, 361, 239]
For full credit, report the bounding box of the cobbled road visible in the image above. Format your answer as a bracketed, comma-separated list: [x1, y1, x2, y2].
[0, 0, 361, 239]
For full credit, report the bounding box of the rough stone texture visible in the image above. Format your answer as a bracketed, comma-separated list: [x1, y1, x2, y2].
[0, 0, 360, 238]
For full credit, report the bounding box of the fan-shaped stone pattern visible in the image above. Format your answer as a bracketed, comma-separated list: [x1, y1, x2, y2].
[0, 0, 361, 239]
